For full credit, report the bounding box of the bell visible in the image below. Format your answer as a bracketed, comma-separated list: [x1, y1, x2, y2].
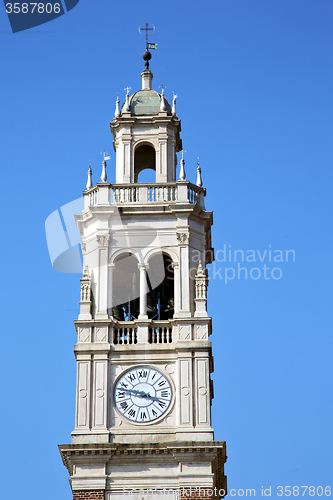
[164, 297, 174, 313]
[112, 305, 125, 322]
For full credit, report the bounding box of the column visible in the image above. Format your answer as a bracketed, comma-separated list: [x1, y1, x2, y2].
[138, 264, 148, 319]
[96, 234, 109, 319]
[177, 232, 191, 317]
[173, 262, 180, 316]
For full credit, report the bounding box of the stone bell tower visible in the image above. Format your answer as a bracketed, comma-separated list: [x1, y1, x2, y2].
[59, 42, 227, 500]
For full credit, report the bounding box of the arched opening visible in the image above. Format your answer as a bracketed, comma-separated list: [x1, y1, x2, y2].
[146, 253, 174, 320]
[111, 253, 140, 321]
[134, 144, 156, 183]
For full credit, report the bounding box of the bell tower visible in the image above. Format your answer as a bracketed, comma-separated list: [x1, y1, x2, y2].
[59, 39, 227, 500]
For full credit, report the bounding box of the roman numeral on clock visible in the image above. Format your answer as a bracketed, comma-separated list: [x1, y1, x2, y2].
[160, 390, 169, 398]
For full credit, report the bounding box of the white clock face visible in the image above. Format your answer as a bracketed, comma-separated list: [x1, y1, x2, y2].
[114, 366, 173, 423]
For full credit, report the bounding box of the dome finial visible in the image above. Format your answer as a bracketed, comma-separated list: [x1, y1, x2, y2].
[196, 157, 203, 187]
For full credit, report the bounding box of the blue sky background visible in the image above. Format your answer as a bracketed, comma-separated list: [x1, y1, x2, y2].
[1, 0, 333, 498]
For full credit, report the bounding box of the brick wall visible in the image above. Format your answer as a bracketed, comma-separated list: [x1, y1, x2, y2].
[73, 491, 104, 500]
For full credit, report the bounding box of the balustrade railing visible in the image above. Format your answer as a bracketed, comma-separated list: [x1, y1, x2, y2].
[89, 186, 99, 206]
[147, 185, 177, 202]
[85, 181, 204, 208]
[113, 325, 137, 345]
[148, 323, 173, 344]
[111, 186, 139, 203]
[112, 321, 172, 344]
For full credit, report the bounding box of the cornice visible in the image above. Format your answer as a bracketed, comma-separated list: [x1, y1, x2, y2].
[59, 441, 227, 475]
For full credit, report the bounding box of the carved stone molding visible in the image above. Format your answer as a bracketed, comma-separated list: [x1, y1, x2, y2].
[96, 234, 110, 247]
[176, 232, 189, 245]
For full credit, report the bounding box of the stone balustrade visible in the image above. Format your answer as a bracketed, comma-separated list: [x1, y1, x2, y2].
[84, 181, 205, 209]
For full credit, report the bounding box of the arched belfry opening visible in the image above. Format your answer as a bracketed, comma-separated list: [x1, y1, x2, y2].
[146, 253, 174, 320]
[134, 143, 156, 183]
[111, 253, 140, 321]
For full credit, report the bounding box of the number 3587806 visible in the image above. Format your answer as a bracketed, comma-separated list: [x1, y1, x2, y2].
[5, 3, 61, 13]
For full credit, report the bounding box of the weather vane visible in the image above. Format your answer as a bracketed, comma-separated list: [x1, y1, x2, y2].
[139, 23, 158, 69]
[101, 150, 110, 161]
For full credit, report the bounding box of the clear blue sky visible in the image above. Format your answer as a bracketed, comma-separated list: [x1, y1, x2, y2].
[1, 1, 332, 498]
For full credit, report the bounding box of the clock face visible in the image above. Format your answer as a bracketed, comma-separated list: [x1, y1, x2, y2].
[114, 366, 173, 423]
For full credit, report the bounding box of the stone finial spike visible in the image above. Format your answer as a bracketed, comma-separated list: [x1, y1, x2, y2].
[100, 151, 110, 182]
[197, 260, 204, 276]
[196, 158, 203, 187]
[115, 93, 120, 118]
[124, 87, 131, 112]
[179, 150, 186, 180]
[159, 85, 166, 112]
[172, 91, 178, 116]
[86, 160, 93, 190]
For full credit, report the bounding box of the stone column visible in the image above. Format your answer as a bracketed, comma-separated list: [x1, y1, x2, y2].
[95, 234, 110, 319]
[177, 232, 191, 318]
[107, 264, 114, 316]
[173, 262, 180, 316]
[138, 264, 148, 319]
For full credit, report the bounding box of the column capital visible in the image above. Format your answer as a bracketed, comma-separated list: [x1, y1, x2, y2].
[96, 234, 110, 247]
[176, 232, 189, 245]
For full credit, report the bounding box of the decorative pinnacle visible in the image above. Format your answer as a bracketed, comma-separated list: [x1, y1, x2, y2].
[100, 151, 110, 182]
[172, 91, 178, 116]
[115, 93, 120, 118]
[179, 150, 186, 181]
[196, 157, 203, 187]
[124, 87, 131, 112]
[159, 85, 166, 112]
[86, 160, 93, 190]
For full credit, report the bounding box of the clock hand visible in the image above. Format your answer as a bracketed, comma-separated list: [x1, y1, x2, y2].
[120, 388, 152, 398]
[119, 388, 160, 401]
